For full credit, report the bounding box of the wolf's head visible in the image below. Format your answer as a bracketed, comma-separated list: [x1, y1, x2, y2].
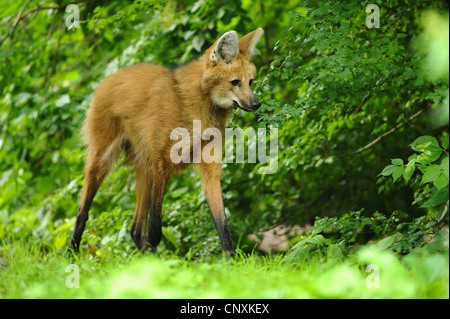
[201, 28, 264, 112]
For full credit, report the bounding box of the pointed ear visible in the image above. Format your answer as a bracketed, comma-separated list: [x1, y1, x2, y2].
[239, 27, 264, 59]
[210, 31, 239, 64]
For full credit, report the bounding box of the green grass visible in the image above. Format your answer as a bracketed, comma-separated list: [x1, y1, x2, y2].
[0, 240, 448, 299]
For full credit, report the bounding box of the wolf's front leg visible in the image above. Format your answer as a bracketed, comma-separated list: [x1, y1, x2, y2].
[201, 163, 234, 256]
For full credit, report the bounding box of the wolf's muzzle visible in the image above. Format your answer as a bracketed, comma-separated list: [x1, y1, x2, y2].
[234, 98, 261, 111]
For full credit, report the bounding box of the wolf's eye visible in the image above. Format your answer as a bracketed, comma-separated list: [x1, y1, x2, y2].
[231, 79, 241, 87]
[249, 79, 254, 86]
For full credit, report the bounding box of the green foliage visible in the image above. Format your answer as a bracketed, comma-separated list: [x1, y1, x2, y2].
[287, 210, 448, 261]
[233, 0, 450, 236]
[380, 134, 449, 222]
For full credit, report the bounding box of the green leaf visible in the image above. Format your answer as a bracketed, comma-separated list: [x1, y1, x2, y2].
[391, 158, 404, 166]
[435, 205, 448, 223]
[422, 186, 449, 207]
[306, 234, 328, 245]
[422, 165, 442, 184]
[410, 136, 439, 151]
[433, 174, 449, 190]
[190, 0, 205, 13]
[373, 236, 395, 250]
[380, 165, 397, 176]
[403, 164, 415, 183]
[192, 35, 205, 52]
[14, 92, 32, 106]
[286, 245, 310, 264]
[392, 166, 405, 182]
[311, 221, 329, 235]
[410, 135, 443, 163]
[55, 94, 70, 107]
[408, 153, 418, 162]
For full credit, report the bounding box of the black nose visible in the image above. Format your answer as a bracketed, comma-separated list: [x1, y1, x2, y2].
[251, 99, 261, 110]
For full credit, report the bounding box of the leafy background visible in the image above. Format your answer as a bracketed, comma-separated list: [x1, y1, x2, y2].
[0, 0, 448, 298]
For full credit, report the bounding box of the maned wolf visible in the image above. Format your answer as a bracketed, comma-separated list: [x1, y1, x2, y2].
[68, 28, 264, 256]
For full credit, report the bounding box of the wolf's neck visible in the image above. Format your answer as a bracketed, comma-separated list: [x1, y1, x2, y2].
[172, 58, 232, 129]
[172, 59, 206, 106]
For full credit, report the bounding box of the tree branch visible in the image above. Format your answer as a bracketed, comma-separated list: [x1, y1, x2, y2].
[0, 0, 32, 47]
[1, 0, 95, 48]
[339, 100, 428, 157]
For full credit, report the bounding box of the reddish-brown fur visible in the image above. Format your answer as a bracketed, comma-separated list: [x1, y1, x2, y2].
[68, 28, 264, 256]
